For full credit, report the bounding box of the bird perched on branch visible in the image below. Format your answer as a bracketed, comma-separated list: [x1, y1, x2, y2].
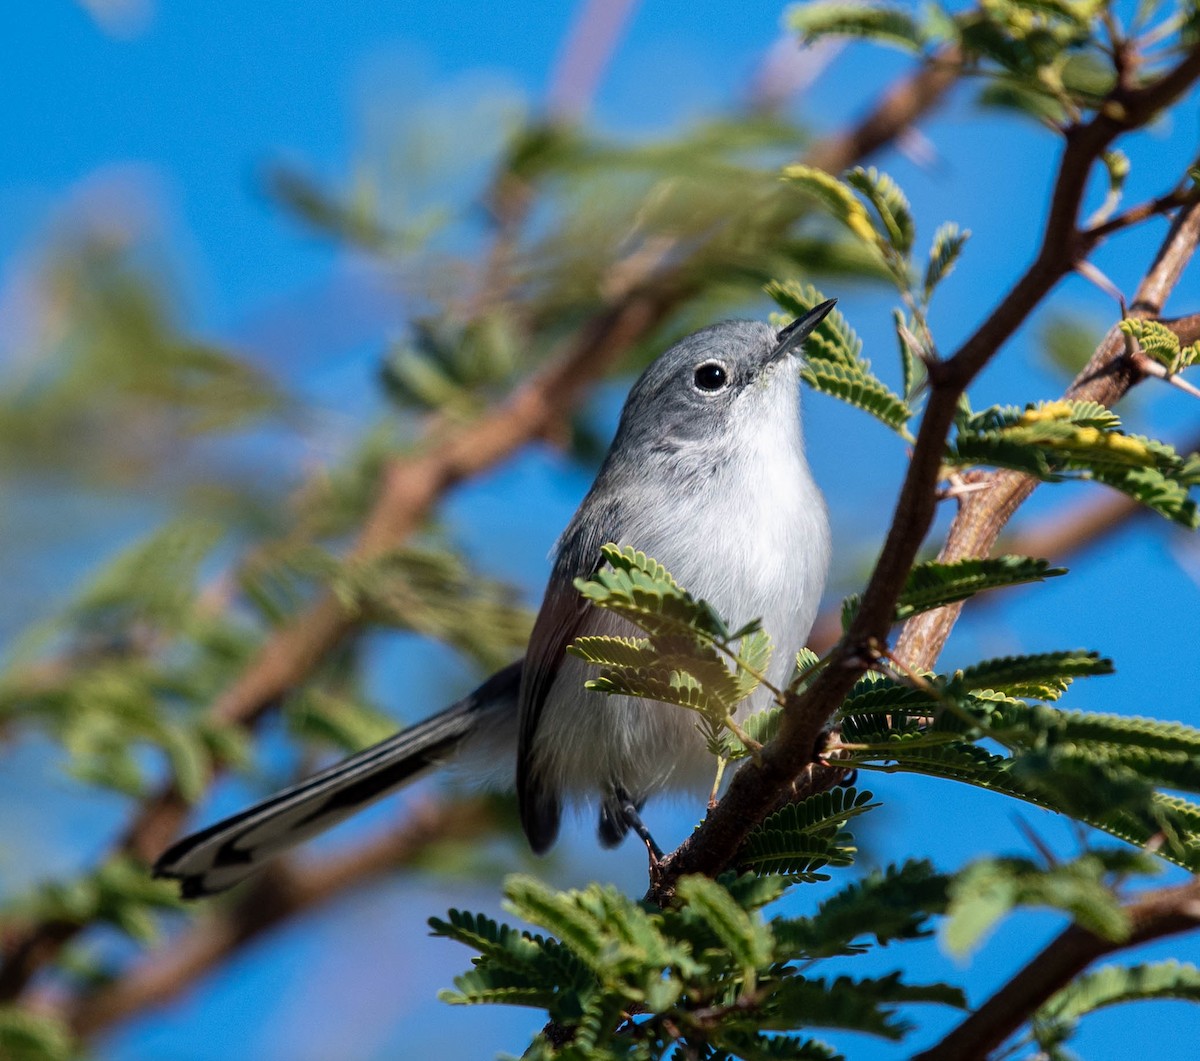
[155, 301, 835, 897]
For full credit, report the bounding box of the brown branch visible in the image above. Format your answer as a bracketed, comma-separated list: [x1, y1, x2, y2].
[913, 878, 1200, 1061]
[544, 0, 642, 120]
[647, 43, 1200, 904]
[1083, 185, 1195, 241]
[0, 48, 963, 1005]
[803, 47, 963, 174]
[58, 796, 500, 1038]
[896, 225, 1200, 672]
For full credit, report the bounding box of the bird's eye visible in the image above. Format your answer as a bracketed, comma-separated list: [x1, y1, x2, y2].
[693, 361, 728, 392]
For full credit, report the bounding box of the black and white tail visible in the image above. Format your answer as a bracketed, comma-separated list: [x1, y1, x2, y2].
[154, 662, 521, 897]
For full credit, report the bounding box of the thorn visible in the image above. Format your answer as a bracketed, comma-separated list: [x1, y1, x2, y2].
[937, 471, 993, 500]
[1012, 813, 1058, 867]
[1075, 260, 1127, 316]
[1131, 349, 1200, 400]
[897, 319, 940, 370]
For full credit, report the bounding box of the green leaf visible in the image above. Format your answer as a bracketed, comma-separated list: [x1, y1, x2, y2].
[768, 280, 913, 436]
[842, 555, 1066, 630]
[0, 1008, 73, 1061]
[739, 788, 878, 877]
[1120, 317, 1200, 375]
[717, 872, 793, 912]
[586, 665, 737, 717]
[952, 649, 1112, 702]
[776, 860, 951, 960]
[1034, 961, 1200, 1050]
[714, 1032, 840, 1060]
[948, 401, 1200, 528]
[846, 166, 916, 255]
[285, 689, 398, 754]
[924, 221, 969, 297]
[788, 2, 930, 52]
[944, 851, 1144, 956]
[781, 165, 878, 245]
[893, 309, 922, 400]
[71, 519, 222, 635]
[2, 856, 182, 948]
[574, 544, 731, 642]
[845, 738, 1200, 873]
[801, 359, 916, 436]
[762, 972, 965, 1039]
[676, 875, 775, 982]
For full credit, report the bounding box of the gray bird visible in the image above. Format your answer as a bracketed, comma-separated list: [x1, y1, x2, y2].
[155, 302, 835, 897]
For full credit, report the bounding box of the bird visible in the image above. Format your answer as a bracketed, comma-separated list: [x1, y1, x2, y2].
[154, 301, 836, 897]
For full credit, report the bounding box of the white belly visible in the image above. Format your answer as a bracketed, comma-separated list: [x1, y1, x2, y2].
[533, 452, 830, 802]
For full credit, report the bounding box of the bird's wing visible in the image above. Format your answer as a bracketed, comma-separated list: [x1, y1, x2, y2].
[516, 500, 615, 852]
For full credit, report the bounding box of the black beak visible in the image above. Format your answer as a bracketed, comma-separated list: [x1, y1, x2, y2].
[772, 298, 837, 361]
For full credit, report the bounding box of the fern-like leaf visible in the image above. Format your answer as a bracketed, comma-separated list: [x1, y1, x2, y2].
[676, 875, 775, 981]
[949, 401, 1200, 528]
[763, 972, 964, 1039]
[1034, 961, 1200, 1051]
[1120, 318, 1200, 375]
[788, 2, 929, 52]
[781, 165, 878, 243]
[924, 221, 969, 296]
[739, 788, 878, 876]
[943, 851, 1148, 956]
[801, 359, 914, 435]
[574, 543, 731, 640]
[846, 166, 916, 254]
[952, 650, 1112, 702]
[775, 860, 951, 960]
[842, 555, 1066, 629]
[768, 280, 913, 436]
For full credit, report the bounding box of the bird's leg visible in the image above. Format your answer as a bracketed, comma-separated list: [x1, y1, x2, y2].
[614, 786, 664, 864]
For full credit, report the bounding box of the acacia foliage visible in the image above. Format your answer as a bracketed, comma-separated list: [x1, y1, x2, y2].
[3, 2, 1200, 1060]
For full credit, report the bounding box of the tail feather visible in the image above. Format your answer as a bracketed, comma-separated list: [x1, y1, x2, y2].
[154, 661, 521, 897]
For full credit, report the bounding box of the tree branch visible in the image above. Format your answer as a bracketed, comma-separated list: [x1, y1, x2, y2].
[648, 43, 1200, 903]
[803, 47, 963, 174]
[913, 878, 1200, 1061]
[896, 214, 1200, 671]
[56, 796, 501, 1038]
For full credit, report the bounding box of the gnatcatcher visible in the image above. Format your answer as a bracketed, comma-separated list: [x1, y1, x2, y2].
[155, 301, 835, 897]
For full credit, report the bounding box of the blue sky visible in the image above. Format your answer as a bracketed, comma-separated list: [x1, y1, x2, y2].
[2, 2, 1200, 1059]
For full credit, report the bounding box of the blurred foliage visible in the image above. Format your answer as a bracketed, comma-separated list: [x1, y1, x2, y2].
[4, 1, 1200, 1059]
[0, 235, 286, 486]
[1039, 310, 1104, 378]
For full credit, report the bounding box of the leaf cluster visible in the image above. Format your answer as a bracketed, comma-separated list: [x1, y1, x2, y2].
[789, 1, 1169, 127]
[838, 652, 1200, 876]
[245, 541, 532, 671]
[0, 236, 285, 487]
[1033, 960, 1200, 1057]
[777, 166, 968, 406]
[433, 861, 962, 1059]
[841, 554, 1066, 629]
[443, 533, 1200, 1055]
[767, 280, 915, 437]
[0, 522, 251, 801]
[1120, 317, 1200, 376]
[948, 399, 1200, 527]
[570, 545, 774, 767]
[0, 857, 182, 947]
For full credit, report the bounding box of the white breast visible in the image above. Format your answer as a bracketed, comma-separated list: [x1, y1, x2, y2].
[533, 379, 831, 803]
